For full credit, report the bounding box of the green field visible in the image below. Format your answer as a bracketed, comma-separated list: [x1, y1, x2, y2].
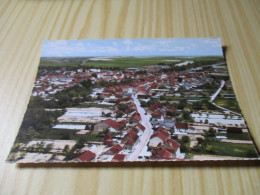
[74, 103, 113, 108]
[227, 133, 252, 140]
[214, 98, 241, 113]
[84, 57, 179, 68]
[39, 129, 103, 142]
[205, 141, 258, 158]
[39, 56, 224, 68]
[220, 90, 235, 94]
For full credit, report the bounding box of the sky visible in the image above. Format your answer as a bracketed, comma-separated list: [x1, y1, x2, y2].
[41, 38, 223, 57]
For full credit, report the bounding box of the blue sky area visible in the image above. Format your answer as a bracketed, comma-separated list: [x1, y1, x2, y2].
[41, 38, 223, 57]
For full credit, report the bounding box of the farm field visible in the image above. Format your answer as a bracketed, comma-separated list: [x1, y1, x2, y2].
[39, 56, 224, 68]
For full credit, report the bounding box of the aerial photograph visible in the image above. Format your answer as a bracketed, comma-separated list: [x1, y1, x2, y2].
[7, 38, 259, 163]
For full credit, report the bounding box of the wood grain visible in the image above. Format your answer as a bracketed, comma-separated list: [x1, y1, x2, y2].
[0, 0, 260, 194]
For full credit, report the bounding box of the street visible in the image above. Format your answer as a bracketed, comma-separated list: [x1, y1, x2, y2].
[127, 94, 153, 161]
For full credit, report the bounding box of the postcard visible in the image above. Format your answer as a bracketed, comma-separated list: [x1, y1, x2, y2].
[7, 38, 259, 163]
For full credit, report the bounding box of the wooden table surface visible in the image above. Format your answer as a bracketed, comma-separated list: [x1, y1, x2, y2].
[0, 0, 260, 194]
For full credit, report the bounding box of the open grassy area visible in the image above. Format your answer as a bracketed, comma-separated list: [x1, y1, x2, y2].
[84, 57, 179, 68]
[39, 129, 103, 142]
[227, 133, 252, 141]
[217, 133, 252, 141]
[213, 98, 241, 113]
[40, 56, 181, 68]
[220, 90, 235, 94]
[205, 141, 258, 158]
[39, 56, 224, 68]
[74, 103, 113, 108]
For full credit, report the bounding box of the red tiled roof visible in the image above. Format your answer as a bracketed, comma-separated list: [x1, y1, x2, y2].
[157, 126, 165, 131]
[103, 132, 113, 140]
[125, 138, 135, 146]
[105, 144, 123, 154]
[112, 153, 126, 162]
[167, 106, 177, 111]
[126, 130, 139, 141]
[137, 86, 146, 93]
[152, 111, 162, 118]
[150, 132, 168, 142]
[119, 120, 128, 125]
[136, 123, 145, 131]
[151, 148, 173, 159]
[157, 148, 172, 158]
[149, 102, 163, 111]
[188, 126, 195, 130]
[131, 127, 138, 133]
[78, 150, 96, 162]
[175, 122, 188, 129]
[130, 112, 141, 121]
[104, 119, 124, 130]
[165, 139, 180, 151]
[158, 129, 169, 137]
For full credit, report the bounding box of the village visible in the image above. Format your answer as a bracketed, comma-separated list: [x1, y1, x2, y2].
[8, 59, 259, 163]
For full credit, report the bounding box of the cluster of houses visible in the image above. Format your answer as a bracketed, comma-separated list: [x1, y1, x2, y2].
[71, 95, 198, 162]
[76, 122, 183, 162]
[35, 66, 210, 162]
[20, 63, 251, 162]
[32, 66, 212, 98]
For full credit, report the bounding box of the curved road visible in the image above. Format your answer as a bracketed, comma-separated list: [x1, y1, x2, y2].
[210, 80, 241, 116]
[210, 80, 225, 102]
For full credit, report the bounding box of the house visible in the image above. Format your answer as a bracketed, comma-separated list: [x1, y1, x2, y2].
[150, 148, 174, 160]
[122, 130, 139, 149]
[149, 102, 163, 111]
[122, 130, 139, 143]
[151, 110, 163, 120]
[130, 112, 141, 123]
[174, 122, 188, 132]
[103, 132, 114, 146]
[227, 127, 243, 134]
[104, 119, 125, 131]
[124, 138, 137, 150]
[156, 127, 170, 137]
[174, 122, 197, 134]
[136, 123, 146, 134]
[104, 144, 123, 155]
[77, 150, 96, 162]
[118, 120, 128, 127]
[148, 132, 168, 148]
[159, 139, 181, 158]
[111, 154, 126, 162]
[167, 106, 177, 112]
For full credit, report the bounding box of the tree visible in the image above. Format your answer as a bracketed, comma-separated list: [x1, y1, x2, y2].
[197, 137, 204, 145]
[181, 136, 190, 143]
[205, 128, 217, 137]
[91, 73, 97, 78]
[44, 144, 53, 153]
[81, 79, 92, 89]
[192, 145, 203, 153]
[180, 144, 190, 153]
[74, 139, 85, 150]
[116, 112, 124, 118]
[62, 145, 70, 154]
